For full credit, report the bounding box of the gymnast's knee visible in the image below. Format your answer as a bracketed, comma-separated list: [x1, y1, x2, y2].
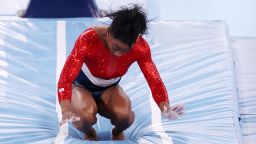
[73, 107, 98, 129]
[112, 110, 135, 127]
[81, 108, 98, 124]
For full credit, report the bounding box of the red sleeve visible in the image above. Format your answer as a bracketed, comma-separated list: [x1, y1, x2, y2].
[136, 37, 169, 106]
[57, 30, 92, 103]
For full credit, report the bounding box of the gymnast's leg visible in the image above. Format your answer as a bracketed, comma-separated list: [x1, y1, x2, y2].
[98, 85, 135, 140]
[71, 84, 98, 140]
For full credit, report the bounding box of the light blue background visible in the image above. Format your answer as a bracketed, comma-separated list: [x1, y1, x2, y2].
[1, 0, 255, 37]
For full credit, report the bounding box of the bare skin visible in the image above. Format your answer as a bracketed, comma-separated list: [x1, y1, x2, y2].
[71, 84, 134, 140]
[94, 26, 131, 57]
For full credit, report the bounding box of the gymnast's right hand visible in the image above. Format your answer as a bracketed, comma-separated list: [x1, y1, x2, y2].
[60, 110, 81, 126]
[59, 100, 80, 126]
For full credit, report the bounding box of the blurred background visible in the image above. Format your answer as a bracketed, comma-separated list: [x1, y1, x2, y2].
[0, 0, 255, 37]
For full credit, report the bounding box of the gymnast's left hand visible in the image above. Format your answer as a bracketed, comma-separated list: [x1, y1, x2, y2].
[159, 101, 184, 120]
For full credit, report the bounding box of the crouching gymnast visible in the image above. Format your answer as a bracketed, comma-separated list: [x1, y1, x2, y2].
[58, 4, 184, 141]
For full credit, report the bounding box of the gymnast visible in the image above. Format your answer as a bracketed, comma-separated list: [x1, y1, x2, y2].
[58, 4, 184, 141]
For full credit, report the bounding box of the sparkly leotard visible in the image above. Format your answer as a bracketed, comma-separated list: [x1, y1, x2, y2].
[58, 27, 169, 105]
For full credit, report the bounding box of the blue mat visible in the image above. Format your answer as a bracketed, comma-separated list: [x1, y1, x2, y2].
[0, 18, 242, 144]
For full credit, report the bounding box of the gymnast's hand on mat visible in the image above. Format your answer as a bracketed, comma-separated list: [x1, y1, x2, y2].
[160, 102, 184, 120]
[59, 111, 80, 126]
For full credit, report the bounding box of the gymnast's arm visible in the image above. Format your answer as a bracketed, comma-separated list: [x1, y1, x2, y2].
[136, 38, 170, 112]
[136, 37, 184, 119]
[58, 32, 90, 114]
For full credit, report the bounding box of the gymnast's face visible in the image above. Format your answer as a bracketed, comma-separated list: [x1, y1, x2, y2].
[106, 31, 131, 57]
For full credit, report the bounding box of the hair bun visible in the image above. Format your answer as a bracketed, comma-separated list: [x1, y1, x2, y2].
[104, 4, 148, 47]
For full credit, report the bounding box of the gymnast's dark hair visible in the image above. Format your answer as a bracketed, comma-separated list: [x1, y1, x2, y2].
[104, 4, 148, 48]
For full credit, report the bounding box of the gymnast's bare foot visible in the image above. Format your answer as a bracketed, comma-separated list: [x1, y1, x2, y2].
[112, 127, 125, 140]
[84, 128, 97, 141]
